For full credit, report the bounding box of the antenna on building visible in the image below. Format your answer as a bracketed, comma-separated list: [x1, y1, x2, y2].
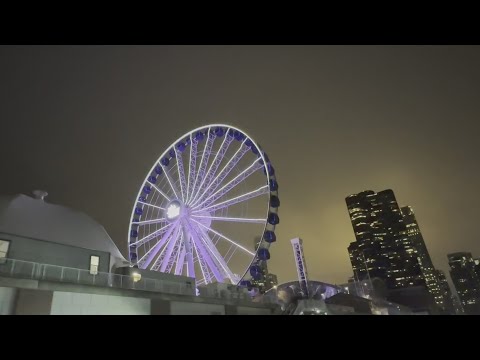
[32, 190, 48, 201]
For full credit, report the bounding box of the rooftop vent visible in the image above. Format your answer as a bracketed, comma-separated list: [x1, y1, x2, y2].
[32, 190, 48, 201]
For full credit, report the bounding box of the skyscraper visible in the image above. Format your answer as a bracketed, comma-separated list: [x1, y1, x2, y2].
[346, 190, 424, 290]
[448, 252, 480, 315]
[401, 206, 449, 312]
[251, 236, 277, 293]
[346, 189, 439, 313]
[452, 294, 465, 315]
[435, 270, 455, 315]
[474, 258, 480, 279]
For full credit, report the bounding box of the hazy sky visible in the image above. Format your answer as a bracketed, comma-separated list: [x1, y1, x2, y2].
[1, 45, 479, 285]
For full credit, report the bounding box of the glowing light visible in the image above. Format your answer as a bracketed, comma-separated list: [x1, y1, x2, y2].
[132, 272, 142, 282]
[166, 203, 181, 220]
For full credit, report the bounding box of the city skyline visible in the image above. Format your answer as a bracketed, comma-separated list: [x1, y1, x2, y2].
[1, 46, 480, 285]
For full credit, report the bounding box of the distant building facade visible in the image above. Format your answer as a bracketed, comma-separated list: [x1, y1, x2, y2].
[448, 252, 480, 315]
[345, 189, 440, 313]
[475, 258, 480, 279]
[401, 206, 454, 313]
[435, 270, 455, 314]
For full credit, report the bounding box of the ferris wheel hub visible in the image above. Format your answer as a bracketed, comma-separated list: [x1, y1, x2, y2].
[165, 199, 184, 221]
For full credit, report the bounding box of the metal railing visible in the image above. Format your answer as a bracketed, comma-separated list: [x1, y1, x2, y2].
[0, 258, 194, 296]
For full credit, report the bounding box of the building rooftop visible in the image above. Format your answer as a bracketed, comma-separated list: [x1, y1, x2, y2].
[0, 193, 125, 261]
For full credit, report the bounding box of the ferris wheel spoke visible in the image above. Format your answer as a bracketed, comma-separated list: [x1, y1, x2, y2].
[189, 132, 233, 206]
[174, 148, 187, 202]
[193, 222, 239, 284]
[149, 233, 177, 272]
[168, 233, 184, 274]
[184, 220, 221, 283]
[161, 227, 184, 273]
[188, 128, 214, 205]
[174, 243, 186, 275]
[147, 181, 171, 202]
[138, 221, 178, 269]
[193, 224, 228, 283]
[130, 223, 172, 247]
[137, 201, 165, 210]
[162, 164, 181, 200]
[155, 226, 182, 272]
[192, 185, 269, 214]
[225, 245, 238, 264]
[192, 214, 266, 224]
[132, 217, 167, 226]
[190, 139, 249, 208]
[190, 233, 214, 284]
[186, 135, 198, 203]
[191, 218, 255, 256]
[193, 158, 263, 210]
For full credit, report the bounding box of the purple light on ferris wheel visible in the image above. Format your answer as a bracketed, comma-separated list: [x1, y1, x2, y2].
[127, 124, 280, 290]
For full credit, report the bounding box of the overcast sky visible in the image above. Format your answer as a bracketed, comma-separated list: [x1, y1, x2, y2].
[1, 45, 479, 285]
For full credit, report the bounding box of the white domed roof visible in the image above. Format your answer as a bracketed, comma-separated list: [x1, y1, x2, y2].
[0, 193, 125, 261]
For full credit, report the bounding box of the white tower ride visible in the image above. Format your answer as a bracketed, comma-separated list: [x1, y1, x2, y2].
[290, 237, 310, 298]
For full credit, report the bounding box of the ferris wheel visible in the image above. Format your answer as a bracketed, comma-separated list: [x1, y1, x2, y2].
[127, 124, 279, 288]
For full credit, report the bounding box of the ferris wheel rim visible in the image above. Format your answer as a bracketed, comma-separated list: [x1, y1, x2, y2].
[127, 123, 279, 287]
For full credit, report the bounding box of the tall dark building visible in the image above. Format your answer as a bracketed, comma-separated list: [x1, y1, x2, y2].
[435, 270, 455, 314]
[347, 190, 424, 289]
[401, 206, 449, 312]
[251, 236, 277, 293]
[475, 258, 480, 279]
[452, 294, 465, 315]
[448, 252, 480, 315]
[346, 189, 440, 313]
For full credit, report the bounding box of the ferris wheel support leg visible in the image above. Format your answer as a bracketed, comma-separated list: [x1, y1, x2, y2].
[151, 226, 181, 271]
[191, 228, 224, 283]
[159, 228, 182, 272]
[191, 239, 212, 284]
[182, 224, 196, 280]
[184, 220, 224, 283]
[194, 223, 238, 284]
[174, 244, 186, 275]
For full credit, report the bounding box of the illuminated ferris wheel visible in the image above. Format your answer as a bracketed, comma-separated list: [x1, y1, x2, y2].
[127, 124, 279, 287]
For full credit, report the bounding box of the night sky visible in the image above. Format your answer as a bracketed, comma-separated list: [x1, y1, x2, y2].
[1, 45, 480, 285]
